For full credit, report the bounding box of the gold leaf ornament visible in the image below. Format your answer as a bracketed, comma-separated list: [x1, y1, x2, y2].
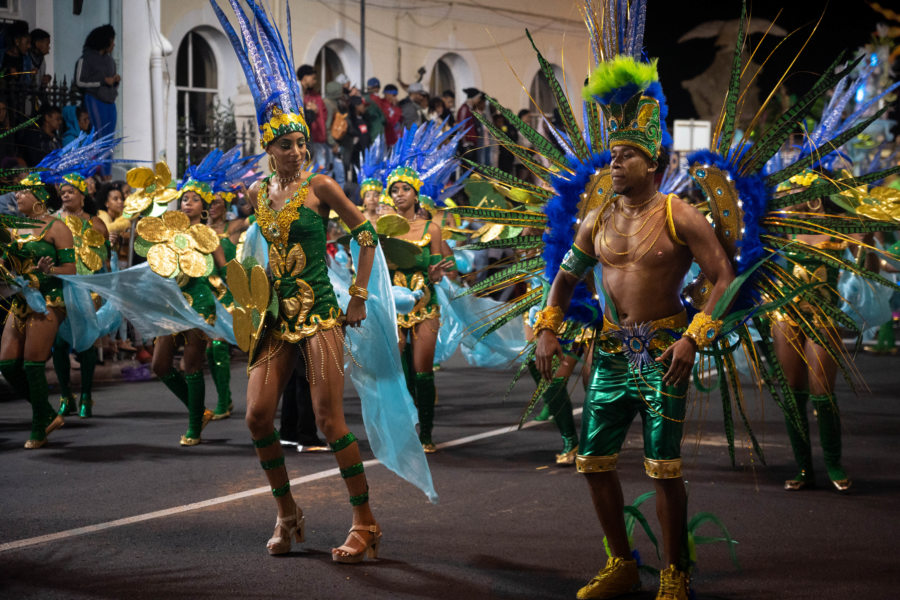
[124, 162, 179, 218]
[136, 212, 217, 279]
[226, 260, 272, 359]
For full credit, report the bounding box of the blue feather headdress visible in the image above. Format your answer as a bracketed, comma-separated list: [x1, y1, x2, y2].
[358, 135, 387, 200]
[20, 132, 122, 199]
[210, 0, 308, 148]
[383, 119, 466, 206]
[178, 145, 262, 205]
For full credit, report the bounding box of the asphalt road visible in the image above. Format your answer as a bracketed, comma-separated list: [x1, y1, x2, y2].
[0, 350, 897, 599]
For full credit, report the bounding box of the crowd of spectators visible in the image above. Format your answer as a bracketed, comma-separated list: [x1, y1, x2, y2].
[0, 21, 119, 172]
[295, 65, 539, 201]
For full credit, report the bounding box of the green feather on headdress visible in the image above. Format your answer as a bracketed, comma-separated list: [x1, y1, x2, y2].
[583, 56, 664, 158]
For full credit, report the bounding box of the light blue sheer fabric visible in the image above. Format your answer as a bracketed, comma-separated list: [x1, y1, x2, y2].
[437, 278, 528, 368]
[59, 283, 103, 351]
[333, 241, 438, 503]
[238, 222, 269, 269]
[8, 276, 48, 314]
[57, 263, 224, 340]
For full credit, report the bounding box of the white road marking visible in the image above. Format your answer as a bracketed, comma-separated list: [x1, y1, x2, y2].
[0, 410, 581, 554]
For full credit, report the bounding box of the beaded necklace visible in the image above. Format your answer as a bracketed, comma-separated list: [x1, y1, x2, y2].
[256, 175, 312, 250]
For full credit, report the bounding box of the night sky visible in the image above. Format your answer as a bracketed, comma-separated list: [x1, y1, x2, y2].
[642, 0, 888, 120]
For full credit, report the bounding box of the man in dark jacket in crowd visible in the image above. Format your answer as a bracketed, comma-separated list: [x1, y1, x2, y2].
[18, 104, 61, 166]
[400, 82, 427, 128]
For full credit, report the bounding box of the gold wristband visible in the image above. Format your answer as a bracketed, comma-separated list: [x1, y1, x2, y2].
[682, 311, 722, 349]
[533, 305, 564, 335]
[349, 284, 369, 301]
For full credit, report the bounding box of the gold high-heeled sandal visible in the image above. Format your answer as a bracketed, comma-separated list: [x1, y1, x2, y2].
[331, 524, 382, 563]
[267, 505, 305, 555]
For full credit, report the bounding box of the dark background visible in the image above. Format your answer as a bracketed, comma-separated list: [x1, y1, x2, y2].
[643, 0, 891, 122]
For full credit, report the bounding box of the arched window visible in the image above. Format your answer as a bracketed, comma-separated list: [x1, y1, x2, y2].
[176, 30, 218, 169]
[314, 45, 345, 93]
[529, 64, 563, 117]
[429, 58, 455, 98]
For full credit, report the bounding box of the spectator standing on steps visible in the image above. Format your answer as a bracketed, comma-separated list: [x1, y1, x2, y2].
[75, 25, 119, 138]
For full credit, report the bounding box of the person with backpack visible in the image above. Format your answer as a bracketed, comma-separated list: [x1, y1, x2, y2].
[325, 81, 353, 187]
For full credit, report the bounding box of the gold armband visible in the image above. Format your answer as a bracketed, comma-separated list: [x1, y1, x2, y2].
[682, 312, 722, 349]
[533, 305, 564, 335]
[349, 284, 369, 301]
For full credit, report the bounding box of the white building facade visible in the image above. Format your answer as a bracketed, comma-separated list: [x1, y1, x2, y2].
[25, 0, 590, 174]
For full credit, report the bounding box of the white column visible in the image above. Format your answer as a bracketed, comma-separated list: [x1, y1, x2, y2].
[120, 0, 171, 165]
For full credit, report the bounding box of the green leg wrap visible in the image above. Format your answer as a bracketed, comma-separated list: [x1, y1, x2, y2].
[23, 360, 53, 441]
[253, 430, 280, 448]
[340, 462, 365, 479]
[260, 456, 286, 470]
[78, 347, 97, 418]
[784, 390, 814, 483]
[159, 368, 189, 408]
[271, 482, 290, 497]
[349, 486, 369, 506]
[0, 358, 29, 400]
[546, 377, 577, 452]
[330, 431, 357, 452]
[414, 372, 436, 446]
[183, 371, 206, 440]
[206, 340, 233, 416]
[811, 393, 847, 483]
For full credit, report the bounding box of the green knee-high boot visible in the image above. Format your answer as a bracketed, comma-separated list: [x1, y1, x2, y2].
[206, 340, 233, 419]
[77, 346, 98, 418]
[812, 393, 850, 491]
[784, 390, 814, 490]
[24, 360, 60, 447]
[180, 371, 209, 446]
[0, 358, 29, 399]
[529, 361, 552, 422]
[159, 368, 189, 407]
[52, 339, 76, 416]
[876, 321, 896, 354]
[401, 341, 415, 398]
[414, 372, 436, 452]
[544, 376, 578, 464]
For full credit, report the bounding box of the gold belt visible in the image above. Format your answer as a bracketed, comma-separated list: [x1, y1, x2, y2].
[598, 311, 687, 354]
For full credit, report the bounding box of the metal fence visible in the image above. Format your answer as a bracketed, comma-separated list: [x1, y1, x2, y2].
[175, 114, 257, 175]
[0, 75, 83, 120]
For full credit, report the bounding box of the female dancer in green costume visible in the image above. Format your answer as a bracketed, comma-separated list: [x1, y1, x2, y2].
[386, 168, 453, 453]
[53, 173, 109, 418]
[0, 179, 75, 448]
[205, 187, 251, 420]
[773, 192, 855, 492]
[147, 183, 224, 446]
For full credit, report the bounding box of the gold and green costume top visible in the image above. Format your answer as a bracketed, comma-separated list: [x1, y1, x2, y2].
[62, 215, 108, 275]
[390, 220, 441, 329]
[256, 173, 342, 342]
[6, 221, 75, 322]
[134, 210, 221, 326]
[774, 238, 847, 328]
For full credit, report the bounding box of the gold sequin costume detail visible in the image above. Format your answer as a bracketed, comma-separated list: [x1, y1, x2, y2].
[255, 174, 344, 348]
